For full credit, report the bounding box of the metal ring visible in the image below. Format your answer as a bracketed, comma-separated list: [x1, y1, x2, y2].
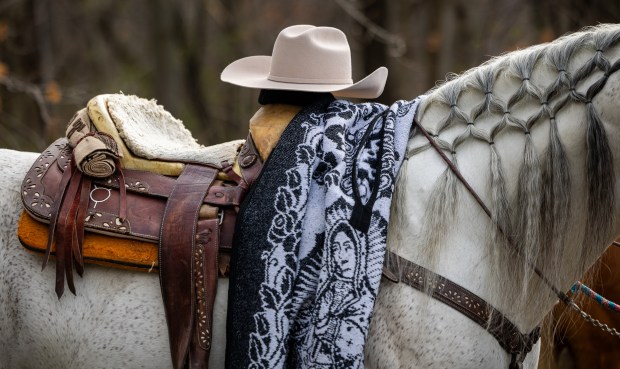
[90, 185, 111, 208]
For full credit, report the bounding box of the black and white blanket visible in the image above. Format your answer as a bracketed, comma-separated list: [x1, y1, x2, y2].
[226, 96, 423, 368]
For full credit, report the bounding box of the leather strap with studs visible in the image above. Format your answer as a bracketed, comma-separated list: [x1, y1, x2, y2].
[383, 251, 540, 360]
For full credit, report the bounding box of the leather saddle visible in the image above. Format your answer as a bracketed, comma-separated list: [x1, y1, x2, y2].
[18, 94, 264, 369]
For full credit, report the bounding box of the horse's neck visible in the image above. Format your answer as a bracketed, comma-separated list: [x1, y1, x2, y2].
[395, 32, 620, 331]
[249, 104, 301, 161]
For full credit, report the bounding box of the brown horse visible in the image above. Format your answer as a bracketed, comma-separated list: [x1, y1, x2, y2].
[539, 244, 620, 369]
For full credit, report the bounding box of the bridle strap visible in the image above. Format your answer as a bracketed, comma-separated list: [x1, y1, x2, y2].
[385, 251, 541, 358]
[411, 121, 571, 305]
[382, 120, 568, 368]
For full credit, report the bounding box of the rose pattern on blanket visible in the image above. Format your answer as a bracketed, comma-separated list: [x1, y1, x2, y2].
[241, 97, 421, 369]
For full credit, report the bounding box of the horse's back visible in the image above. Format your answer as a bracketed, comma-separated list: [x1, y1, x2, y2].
[0, 149, 173, 369]
[0, 149, 38, 257]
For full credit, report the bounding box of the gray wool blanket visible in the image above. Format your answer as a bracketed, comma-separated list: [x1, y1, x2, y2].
[226, 96, 423, 369]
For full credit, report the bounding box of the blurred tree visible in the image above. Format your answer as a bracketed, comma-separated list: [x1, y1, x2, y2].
[0, 0, 618, 151]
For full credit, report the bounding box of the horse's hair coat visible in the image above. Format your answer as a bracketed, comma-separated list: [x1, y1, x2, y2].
[2, 24, 620, 369]
[405, 24, 620, 312]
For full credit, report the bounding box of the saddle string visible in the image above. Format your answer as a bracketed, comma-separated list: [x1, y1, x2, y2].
[43, 158, 76, 271]
[43, 132, 128, 298]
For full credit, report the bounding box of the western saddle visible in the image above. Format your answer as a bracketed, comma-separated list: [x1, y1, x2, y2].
[18, 94, 299, 369]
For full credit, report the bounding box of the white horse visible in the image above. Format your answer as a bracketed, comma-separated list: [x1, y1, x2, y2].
[1, 24, 620, 369]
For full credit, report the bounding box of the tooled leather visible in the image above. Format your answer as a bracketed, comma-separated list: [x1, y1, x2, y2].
[42, 154, 75, 270]
[194, 220, 216, 350]
[23, 139, 67, 224]
[189, 218, 219, 368]
[24, 134, 267, 368]
[159, 164, 218, 369]
[24, 139, 250, 243]
[48, 160, 89, 298]
[73, 176, 91, 276]
[23, 137, 263, 282]
[204, 186, 245, 206]
[384, 251, 540, 357]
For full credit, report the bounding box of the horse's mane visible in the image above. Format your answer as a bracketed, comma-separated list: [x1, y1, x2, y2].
[399, 24, 620, 311]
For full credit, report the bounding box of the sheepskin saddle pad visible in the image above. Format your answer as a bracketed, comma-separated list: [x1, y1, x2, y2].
[86, 94, 244, 176]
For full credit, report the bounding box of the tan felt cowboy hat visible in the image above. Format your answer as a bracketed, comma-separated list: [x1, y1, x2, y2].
[221, 25, 388, 99]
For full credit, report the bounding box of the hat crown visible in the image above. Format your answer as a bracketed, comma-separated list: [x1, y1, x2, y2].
[268, 25, 353, 84]
[220, 24, 388, 99]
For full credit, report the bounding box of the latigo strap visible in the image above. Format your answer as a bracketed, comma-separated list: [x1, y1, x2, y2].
[159, 164, 218, 369]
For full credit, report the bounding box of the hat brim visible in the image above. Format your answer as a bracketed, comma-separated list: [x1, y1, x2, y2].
[221, 55, 388, 99]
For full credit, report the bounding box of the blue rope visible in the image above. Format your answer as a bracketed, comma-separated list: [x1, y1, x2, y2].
[571, 281, 620, 313]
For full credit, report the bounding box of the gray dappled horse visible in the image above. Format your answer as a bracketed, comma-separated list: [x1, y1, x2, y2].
[2, 24, 620, 369]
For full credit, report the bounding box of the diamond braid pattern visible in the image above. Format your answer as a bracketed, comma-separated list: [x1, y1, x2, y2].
[426, 51, 620, 155]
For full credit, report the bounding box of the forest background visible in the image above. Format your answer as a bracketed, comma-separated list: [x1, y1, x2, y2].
[0, 0, 619, 151]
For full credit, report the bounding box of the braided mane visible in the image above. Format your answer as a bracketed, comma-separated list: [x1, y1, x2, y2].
[399, 24, 620, 309]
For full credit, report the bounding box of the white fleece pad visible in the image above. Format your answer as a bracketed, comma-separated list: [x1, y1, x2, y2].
[105, 94, 243, 166]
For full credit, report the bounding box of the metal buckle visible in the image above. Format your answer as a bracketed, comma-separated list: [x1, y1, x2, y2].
[218, 209, 224, 225]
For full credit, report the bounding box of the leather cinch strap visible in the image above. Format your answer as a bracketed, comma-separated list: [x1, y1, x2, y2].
[159, 164, 218, 369]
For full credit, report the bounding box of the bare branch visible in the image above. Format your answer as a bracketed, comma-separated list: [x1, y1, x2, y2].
[0, 75, 52, 128]
[333, 0, 407, 57]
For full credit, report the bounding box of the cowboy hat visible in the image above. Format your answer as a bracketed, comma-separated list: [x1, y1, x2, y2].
[220, 25, 388, 99]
